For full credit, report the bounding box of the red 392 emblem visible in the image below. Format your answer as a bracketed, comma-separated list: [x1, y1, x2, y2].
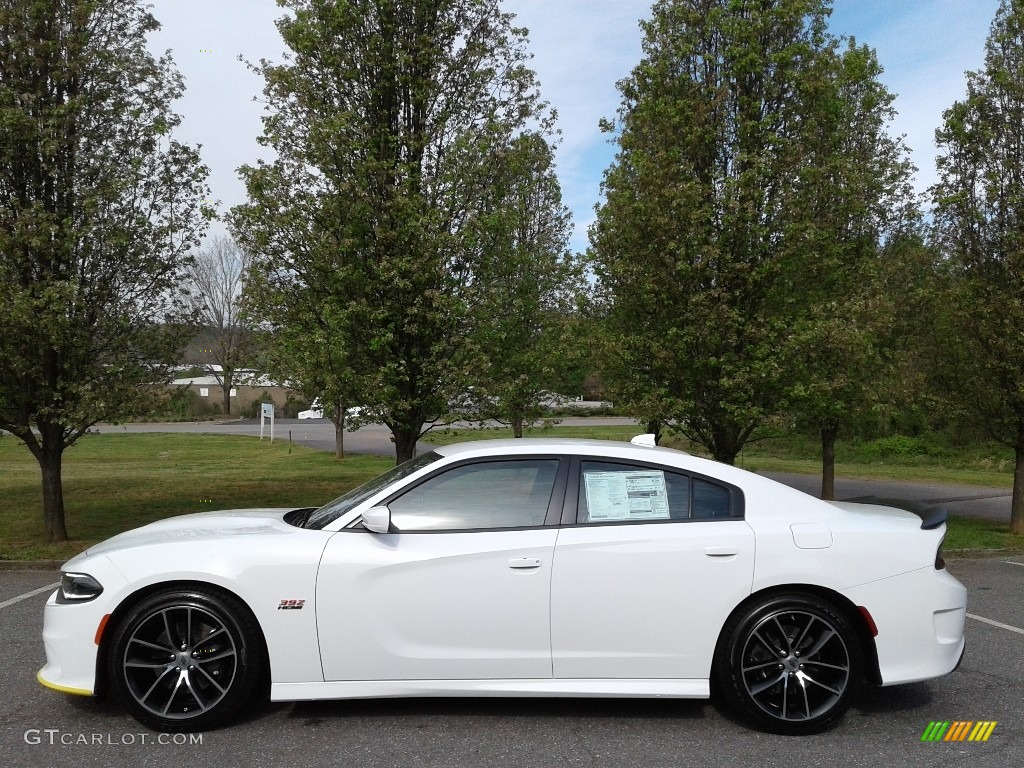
[277, 599, 305, 610]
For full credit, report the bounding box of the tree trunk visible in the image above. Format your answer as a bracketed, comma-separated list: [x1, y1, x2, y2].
[1013, 425, 1024, 536]
[711, 446, 740, 465]
[821, 425, 837, 501]
[39, 443, 68, 543]
[645, 419, 662, 445]
[392, 426, 419, 464]
[221, 378, 232, 415]
[333, 407, 345, 459]
[512, 415, 524, 438]
[710, 426, 742, 465]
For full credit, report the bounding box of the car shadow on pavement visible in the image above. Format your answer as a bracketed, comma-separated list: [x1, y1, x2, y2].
[851, 681, 935, 715]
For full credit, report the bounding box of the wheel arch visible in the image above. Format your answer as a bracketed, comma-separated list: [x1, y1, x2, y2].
[714, 583, 881, 686]
[95, 580, 271, 699]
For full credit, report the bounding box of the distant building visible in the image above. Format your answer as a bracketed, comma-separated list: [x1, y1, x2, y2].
[169, 369, 295, 417]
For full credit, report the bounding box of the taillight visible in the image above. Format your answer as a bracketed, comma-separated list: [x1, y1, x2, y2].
[935, 535, 946, 570]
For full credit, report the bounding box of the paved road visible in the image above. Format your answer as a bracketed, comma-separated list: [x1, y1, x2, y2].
[2, 558, 1021, 767]
[94, 419, 1015, 523]
[764, 472, 1012, 522]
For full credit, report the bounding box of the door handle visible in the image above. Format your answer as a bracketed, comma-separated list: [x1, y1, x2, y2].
[508, 557, 542, 569]
[704, 546, 738, 557]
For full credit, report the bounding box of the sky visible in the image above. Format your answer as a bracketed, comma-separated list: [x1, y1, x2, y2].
[146, 0, 1003, 254]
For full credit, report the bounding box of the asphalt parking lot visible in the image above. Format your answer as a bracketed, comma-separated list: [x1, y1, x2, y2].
[1, 558, 1021, 768]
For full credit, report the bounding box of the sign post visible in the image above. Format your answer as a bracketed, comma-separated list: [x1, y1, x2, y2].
[260, 402, 275, 443]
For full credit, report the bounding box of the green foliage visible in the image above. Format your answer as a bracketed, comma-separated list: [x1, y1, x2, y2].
[231, 0, 556, 462]
[589, 0, 916, 475]
[0, 1, 211, 541]
[465, 133, 585, 436]
[590, 0, 833, 464]
[165, 388, 209, 420]
[932, 0, 1024, 534]
[781, 41, 917, 431]
[857, 435, 946, 461]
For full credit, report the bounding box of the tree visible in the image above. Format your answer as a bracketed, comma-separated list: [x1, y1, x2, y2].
[183, 235, 256, 415]
[590, 0, 838, 464]
[231, 0, 552, 462]
[0, 1, 209, 542]
[467, 132, 581, 437]
[242, 281, 366, 459]
[782, 42, 917, 498]
[932, 0, 1024, 535]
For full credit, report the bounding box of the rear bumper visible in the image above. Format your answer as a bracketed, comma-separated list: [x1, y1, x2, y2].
[843, 566, 966, 686]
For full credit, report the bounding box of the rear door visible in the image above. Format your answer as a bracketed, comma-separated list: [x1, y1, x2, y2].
[550, 458, 755, 679]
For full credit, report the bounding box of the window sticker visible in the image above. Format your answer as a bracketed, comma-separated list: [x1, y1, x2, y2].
[584, 470, 669, 521]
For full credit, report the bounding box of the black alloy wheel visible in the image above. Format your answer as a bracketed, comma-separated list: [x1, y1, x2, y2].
[108, 587, 263, 732]
[715, 592, 864, 735]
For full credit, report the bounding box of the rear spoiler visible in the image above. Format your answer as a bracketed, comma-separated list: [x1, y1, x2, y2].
[840, 496, 949, 530]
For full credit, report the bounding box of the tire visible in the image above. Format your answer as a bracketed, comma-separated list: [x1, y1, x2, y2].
[107, 587, 263, 732]
[714, 592, 863, 735]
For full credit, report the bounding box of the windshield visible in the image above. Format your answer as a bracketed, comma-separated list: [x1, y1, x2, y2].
[304, 451, 443, 530]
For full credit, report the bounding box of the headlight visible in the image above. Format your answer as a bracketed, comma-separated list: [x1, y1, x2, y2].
[56, 572, 104, 603]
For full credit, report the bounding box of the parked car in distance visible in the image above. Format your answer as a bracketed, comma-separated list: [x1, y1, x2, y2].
[297, 399, 363, 420]
[39, 437, 966, 734]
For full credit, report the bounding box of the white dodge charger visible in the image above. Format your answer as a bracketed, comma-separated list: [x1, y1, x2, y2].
[38, 437, 966, 735]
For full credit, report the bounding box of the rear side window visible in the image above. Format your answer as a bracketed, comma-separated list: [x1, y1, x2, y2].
[692, 478, 732, 519]
[577, 461, 741, 523]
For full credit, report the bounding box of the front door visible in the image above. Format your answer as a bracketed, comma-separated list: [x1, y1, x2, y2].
[317, 458, 563, 681]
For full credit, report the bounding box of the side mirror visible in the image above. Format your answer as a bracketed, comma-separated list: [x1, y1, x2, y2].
[362, 506, 391, 534]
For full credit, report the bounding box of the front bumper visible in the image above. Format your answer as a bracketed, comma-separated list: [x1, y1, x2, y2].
[38, 586, 109, 696]
[844, 565, 967, 686]
[38, 556, 128, 697]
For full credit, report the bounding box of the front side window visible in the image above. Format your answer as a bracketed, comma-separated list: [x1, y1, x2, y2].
[388, 459, 559, 532]
[305, 451, 443, 530]
[577, 461, 739, 523]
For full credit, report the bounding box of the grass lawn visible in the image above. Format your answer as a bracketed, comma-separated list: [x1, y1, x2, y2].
[1, 428, 1020, 561]
[0, 434, 392, 562]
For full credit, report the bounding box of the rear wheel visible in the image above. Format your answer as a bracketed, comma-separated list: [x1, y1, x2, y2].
[715, 593, 863, 735]
[108, 587, 262, 732]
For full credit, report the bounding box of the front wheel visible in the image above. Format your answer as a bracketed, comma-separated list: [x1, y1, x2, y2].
[108, 587, 263, 732]
[715, 593, 864, 735]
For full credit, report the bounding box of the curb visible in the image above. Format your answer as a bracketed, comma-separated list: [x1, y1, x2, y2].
[0, 560, 63, 571]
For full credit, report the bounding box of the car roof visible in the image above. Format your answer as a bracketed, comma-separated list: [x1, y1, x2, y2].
[432, 437, 688, 462]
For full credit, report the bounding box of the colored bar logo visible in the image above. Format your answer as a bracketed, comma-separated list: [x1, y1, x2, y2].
[921, 721, 997, 742]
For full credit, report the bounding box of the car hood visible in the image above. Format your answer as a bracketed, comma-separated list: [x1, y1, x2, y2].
[68, 508, 304, 565]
